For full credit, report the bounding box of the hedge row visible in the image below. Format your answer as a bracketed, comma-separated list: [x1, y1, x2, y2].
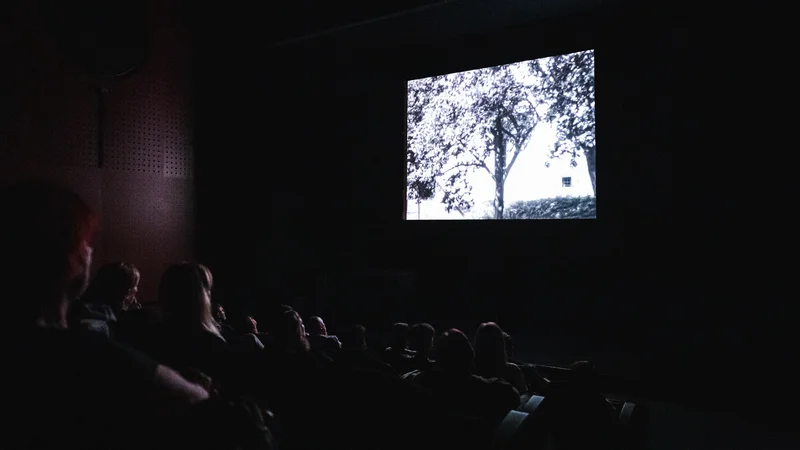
[505, 196, 596, 219]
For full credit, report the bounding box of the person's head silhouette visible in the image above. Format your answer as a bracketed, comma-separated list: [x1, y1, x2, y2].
[435, 329, 474, 374]
[1, 180, 97, 329]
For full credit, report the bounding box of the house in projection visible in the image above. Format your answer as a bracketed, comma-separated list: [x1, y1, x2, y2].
[539, 155, 593, 199]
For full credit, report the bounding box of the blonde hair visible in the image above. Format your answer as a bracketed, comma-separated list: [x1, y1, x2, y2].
[159, 262, 222, 338]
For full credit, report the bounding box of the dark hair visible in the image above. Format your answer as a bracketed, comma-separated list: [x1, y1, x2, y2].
[339, 324, 367, 349]
[305, 316, 325, 335]
[271, 310, 309, 352]
[262, 304, 295, 335]
[1, 180, 97, 321]
[436, 329, 474, 374]
[391, 322, 410, 347]
[503, 332, 514, 360]
[569, 360, 597, 387]
[159, 262, 220, 337]
[231, 314, 257, 334]
[409, 322, 435, 353]
[79, 261, 139, 309]
[474, 322, 507, 378]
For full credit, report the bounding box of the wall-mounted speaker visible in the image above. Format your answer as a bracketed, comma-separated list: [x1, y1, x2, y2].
[42, 0, 148, 168]
[42, 0, 148, 82]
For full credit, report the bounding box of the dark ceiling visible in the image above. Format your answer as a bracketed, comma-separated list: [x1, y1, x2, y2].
[189, 0, 640, 48]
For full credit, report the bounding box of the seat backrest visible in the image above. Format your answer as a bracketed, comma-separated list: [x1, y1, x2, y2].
[494, 395, 551, 450]
[493, 410, 531, 450]
[521, 395, 546, 415]
[184, 396, 276, 450]
[619, 402, 636, 426]
[616, 402, 650, 450]
[537, 383, 617, 450]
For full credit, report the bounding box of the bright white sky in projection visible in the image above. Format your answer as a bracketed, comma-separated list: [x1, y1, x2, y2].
[406, 59, 595, 220]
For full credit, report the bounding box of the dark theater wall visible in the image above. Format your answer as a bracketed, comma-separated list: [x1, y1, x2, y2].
[0, 0, 196, 302]
[193, 7, 674, 370]
[192, 1, 798, 424]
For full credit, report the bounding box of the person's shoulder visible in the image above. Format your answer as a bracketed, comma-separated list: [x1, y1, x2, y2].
[219, 324, 235, 338]
[323, 335, 341, 348]
[195, 328, 228, 348]
[413, 369, 442, 385]
[481, 374, 518, 392]
[249, 333, 265, 349]
[504, 362, 524, 378]
[402, 368, 423, 381]
[507, 362, 523, 372]
[505, 363, 526, 385]
[471, 373, 497, 384]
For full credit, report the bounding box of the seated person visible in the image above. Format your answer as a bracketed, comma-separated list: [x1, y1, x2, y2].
[2, 180, 208, 449]
[228, 314, 265, 352]
[474, 322, 527, 394]
[142, 263, 231, 382]
[334, 324, 393, 374]
[414, 329, 521, 426]
[305, 315, 341, 359]
[538, 361, 617, 450]
[212, 302, 235, 339]
[69, 261, 141, 339]
[504, 331, 549, 393]
[382, 322, 416, 375]
[406, 322, 436, 375]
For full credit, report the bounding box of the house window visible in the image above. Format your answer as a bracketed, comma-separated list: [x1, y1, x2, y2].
[562, 177, 572, 187]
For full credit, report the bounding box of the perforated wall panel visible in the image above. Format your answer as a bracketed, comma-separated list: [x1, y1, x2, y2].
[104, 26, 194, 179]
[2, 2, 196, 302]
[165, 148, 193, 178]
[51, 87, 99, 169]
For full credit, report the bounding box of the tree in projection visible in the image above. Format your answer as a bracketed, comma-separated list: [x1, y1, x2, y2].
[407, 65, 542, 219]
[533, 50, 596, 196]
[406, 76, 440, 216]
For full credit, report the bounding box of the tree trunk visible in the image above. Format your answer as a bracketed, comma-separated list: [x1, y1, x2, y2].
[585, 145, 596, 196]
[494, 175, 505, 219]
[493, 118, 506, 219]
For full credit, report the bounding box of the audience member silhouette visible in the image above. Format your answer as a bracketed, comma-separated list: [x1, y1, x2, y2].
[257, 308, 344, 449]
[228, 314, 265, 352]
[383, 321, 416, 374]
[538, 360, 617, 450]
[407, 322, 436, 375]
[335, 323, 394, 373]
[1, 180, 208, 449]
[69, 261, 140, 338]
[142, 262, 231, 385]
[412, 329, 522, 441]
[258, 304, 295, 348]
[503, 331, 515, 360]
[213, 302, 235, 338]
[474, 322, 527, 393]
[305, 315, 341, 359]
[504, 331, 549, 394]
[0, 179, 640, 450]
[267, 308, 312, 354]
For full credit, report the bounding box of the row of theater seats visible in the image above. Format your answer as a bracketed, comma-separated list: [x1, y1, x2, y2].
[493, 394, 649, 450]
[530, 364, 638, 394]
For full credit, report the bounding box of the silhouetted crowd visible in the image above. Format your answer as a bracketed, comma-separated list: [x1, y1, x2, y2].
[2, 180, 629, 450]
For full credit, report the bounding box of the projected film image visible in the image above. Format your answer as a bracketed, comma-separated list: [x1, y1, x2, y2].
[406, 50, 595, 220]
